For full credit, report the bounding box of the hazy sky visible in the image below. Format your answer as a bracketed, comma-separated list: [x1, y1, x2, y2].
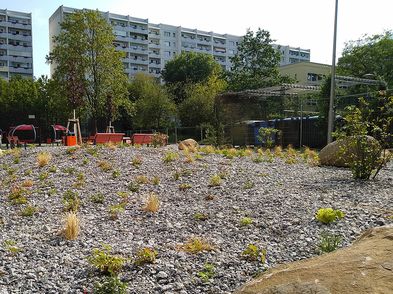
[2, 0, 392, 78]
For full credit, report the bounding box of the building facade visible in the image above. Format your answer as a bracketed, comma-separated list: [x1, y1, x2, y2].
[49, 6, 310, 79]
[0, 9, 33, 80]
[279, 61, 331, 85]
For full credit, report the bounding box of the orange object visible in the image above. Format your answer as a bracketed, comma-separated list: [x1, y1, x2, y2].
[66, 135, 77, 146]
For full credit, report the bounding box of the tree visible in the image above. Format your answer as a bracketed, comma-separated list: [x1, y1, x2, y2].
[47, 9, 129, 133]
[227, 28, 286, 91]
[129, 73, 176, 129]
[161, 52, 223, 104]
[337, 31, 393, 88]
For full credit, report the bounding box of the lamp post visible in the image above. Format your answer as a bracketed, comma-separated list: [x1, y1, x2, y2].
[327, 0, 339, 144]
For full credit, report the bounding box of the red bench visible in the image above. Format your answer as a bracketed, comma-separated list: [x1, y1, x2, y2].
[131, 133, 155, 145]
[93, 133, 125, 144]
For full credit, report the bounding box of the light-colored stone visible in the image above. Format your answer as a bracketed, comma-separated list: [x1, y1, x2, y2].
[234, 225, 393, 294]
[178, 138, 198, 151]
[319, 136, 380, 167]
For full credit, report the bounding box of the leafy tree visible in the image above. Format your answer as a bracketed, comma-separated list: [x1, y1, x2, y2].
[161, 52, 223, 104]
[129, 73, 175, 129]
[337, 31, 393, 88]
[47, 9, 129, 133]
[227, 28, 287, 91]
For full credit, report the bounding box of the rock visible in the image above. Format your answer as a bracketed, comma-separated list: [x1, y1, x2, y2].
[178, 139, 198, 152]
[234, 225, 393, 294]
[157, 271, 169, 279]
[319, 136, 380, 167]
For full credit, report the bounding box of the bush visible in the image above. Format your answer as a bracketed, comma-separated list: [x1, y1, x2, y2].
[242, 244, 266, 263]
[20, 205, 37, 217]
[88, 244, 127, 275]
[134, 247, 158, 266]
[94, 276, 127, 294]
[163, 151, 178, 163]
[63, 190, 80, 212]
[258, 127, 280, 148]
[240, 217, 253, 226]
[109, 204, 125, 220]
[197, 263, 215, 283]
[151, 133, 168, 147]
[315, 208, 345, 224]
[209, 174, 221, 187]
[178, 237, 214, 254]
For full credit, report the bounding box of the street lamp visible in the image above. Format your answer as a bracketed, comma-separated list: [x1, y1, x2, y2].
[327, 0, 339, 144]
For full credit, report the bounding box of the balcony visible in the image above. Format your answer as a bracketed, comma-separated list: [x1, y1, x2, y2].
[2, 21, 32, 30]
[132, 58, 149, 65]
[129, 46, 148, 55]
[8, 56, 32, 63]
[9, 67, 33, 74]
[0, 65, 9, 72]
[213, 50, 226, 56]
[129, 26, 148, 35]
[149, 42, 160, 49]
[128, 36, 148, 45]
[5, 33, 32, 42]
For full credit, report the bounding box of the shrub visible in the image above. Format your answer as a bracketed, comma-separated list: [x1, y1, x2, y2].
[194, 212, 209, 221]
[163, 151, 178, 163]
[179, 183, 192, 191]
[73, 172, 85, 188]
[209, 174, 222, 187]
[258, 128, 280, 148]
[20, 205, 37, 217]
[151, 133, 168, 147]
[240, 217, 253, 226]
[91, 193, 105, 204]
[63, 190, 80, 212]
[178, 237, 214, 254]
[143, 192, 160, 213]
[315, 208, 345, 224]
[252, 155, 264, 163]
[109, 203, 125, 220]
[131, 156, 142, 167]
[318, 231, 342, 253]
[199, 145, 216, 154]
[86, 147, 98, 157]
[274, 145, 283, 157]
[94, 276, 127, 294]
[134, 247, 158, 266]
[63, 211, 80, 240]
[37, 152, 51, 167]
[8, 186, 27, 205]
[98, 160, 112, 172]
[242, 244, 266, 263]
[87, 244, 127, 275]
[197, 263, 215, 283]
[136, 175, 149, 184]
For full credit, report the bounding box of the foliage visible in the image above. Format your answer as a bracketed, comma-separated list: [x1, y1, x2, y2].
[63, 211, 80, 240]
[37, 152, 52, 168]
[315, 208, 345, 224]
[242, 244, 266, 263]
[63, 190, 80, 212]
[209, 174, 222, 187]
[20, 205, 37, 217]
[163, 151, 179, 163]
[88, 244, 127, 275]
[197, 263, 215, 283]
[151, 133, 168, 147]
[91, 193, 105, 204]
[240, 217, 253, 226]
[318, 231, 342, 253]
[94, 276, 127, 294]
[151, 176, 160, 185]
[38, 172, 49, 181]
[112, 169, 120, 179]
[131, 156, 142, 168]
[3, 240, 21, 255]
[98, 160, 113, 172]
[258, 127, 280, 148]
[178, 237, 214, 254]
[127, 182, 140, 193]
[135, 175, 149, 184]
[143, 193, 160, 213]
[109, 203, 125, 220]
[179, 183, 192, 191]
[227, 28, 287, 91]
[134, 247, 158, 266]
[243, 180, 255, 190]
[194, 212, 209, 221]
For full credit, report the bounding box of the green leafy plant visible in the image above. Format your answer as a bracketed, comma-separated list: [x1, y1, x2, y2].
[315, 208, 345, 224]
[194, 212, 209, 221]
[240, 217, 253, 226]
[20, 205, 37, 217]
[242, 244, 266, 263]
[87, 244, 127, 275]
[318, 231, 342, 253]
[179, 183, 192, 191]
[127, 181, 140, 192]
[63, 190, 80, 212]
[109, 203, 125, 220]
[3, 240, 21, 255]
[163, 151, 179, 163]
[243, 180, 255, 189]
[134, 247, 158, 266]
[91, 193, 105, 204]
[258, 127, 280, 148]
[197, 263, 215, 283]
[94, 276, 127, 294]
[209, 174, 222, 187]
[178, 237, 214, 254]
[38, 172, 49, 181]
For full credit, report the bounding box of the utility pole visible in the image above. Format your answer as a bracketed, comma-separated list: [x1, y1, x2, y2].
[327, 0, 339, 144]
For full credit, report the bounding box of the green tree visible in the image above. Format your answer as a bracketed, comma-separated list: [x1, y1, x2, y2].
[337, 31, 393, 87]
[227, 28, 286, 91]
[129, 73, 175, 129]
[47, 9, 129, 133]
[161, 52, 223, 104]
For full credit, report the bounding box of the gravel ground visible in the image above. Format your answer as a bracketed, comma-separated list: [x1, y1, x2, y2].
[0, 145, 392, 294]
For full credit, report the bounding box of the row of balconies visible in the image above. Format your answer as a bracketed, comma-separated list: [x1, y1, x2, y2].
[112, 24, 147, 35]
[0, 55, 32, 62]
[0, 32, 32, 41]
[115, 35, 148, 44]
[0, 20, 32, 30]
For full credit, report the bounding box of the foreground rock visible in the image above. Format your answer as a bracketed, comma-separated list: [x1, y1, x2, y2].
[235, 225, 393, 294]
[319, 136, 380, 167]
[178, 138, 198, 151]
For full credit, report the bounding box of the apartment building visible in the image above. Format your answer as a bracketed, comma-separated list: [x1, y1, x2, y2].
[0, 9, 33, 80]
[49, 6, 310, 79]
[274, 45, 310, 66]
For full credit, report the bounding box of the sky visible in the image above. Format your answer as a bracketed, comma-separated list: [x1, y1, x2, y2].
[2, 0, 392, 78]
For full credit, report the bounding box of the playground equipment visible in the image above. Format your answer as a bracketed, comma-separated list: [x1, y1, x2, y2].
[66, 110, 82, 146]
[7, 124, 37, 148]
[50, 124, 68, 145]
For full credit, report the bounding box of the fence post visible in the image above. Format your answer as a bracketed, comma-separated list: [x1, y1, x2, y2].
[174, 126, 178, 143]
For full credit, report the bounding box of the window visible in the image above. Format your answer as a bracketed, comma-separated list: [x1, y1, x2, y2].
[228, 49, 235, 55]
[164, 51, 171, 57]
[229, 41, 235, 46]
[164, 31, 171, 37]
[307, 73, 324, 82]
[172, 32, 176, 37]
[164, 41, 171, 47]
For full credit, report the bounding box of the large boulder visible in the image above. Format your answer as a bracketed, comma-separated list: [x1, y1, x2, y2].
[319, 136, 380, 167]
[178, 138, 198, 152]
[234, 225, 393, 294]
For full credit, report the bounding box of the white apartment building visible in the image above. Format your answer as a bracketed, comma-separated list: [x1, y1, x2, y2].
[49, 6, 310, 79]
[0, 9, 33, 80]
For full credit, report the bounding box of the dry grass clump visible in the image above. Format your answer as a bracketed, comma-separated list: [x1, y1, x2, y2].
[136, 175, 149, 184]
[183, 149, 195, 163]
[37, 152, 52, 167]
[131, 156, 142, 167]
[209, 174, 222, 187]
[199, 145, 216, 154]
[151, 176, 160, 185]
[303, 147, 320, 166]
[274, 146, 283, 157]
[98, 160, 112, 172]
[178, 237, 214, 254]
[21, 179, 34, 188]
[104, 141, 117, 149]
[143, 192, 160, 213]
[63, 211, 80, 240]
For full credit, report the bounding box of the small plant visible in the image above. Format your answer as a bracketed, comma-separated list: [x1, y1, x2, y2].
[37, 151, 51, 167]
[49, 166, 57, 173]
[179, 183, 192, 191]
[63, 211, 80, 240]
[82, 158, 89, 165]
[303, 147, 320, 166]
[117, 191, 129, 203]
[20, 205, 37, 217]
[240, 217, 253, 226]
[143, 192, 160, 213]
[151, 176, 160, 185]
[258, 127, 280, 148]
[197, 263, 215, 283]
[86, 147, 98, 157]
[38, 172, 49, 181]
[274, 145, 283, 157]
[131, 156, 142, 167]
[243, 180, 255, 189]
[205, 194, 215, 201]
[87, 244, 127, 275]
[98, 160, 112, 172]
[318, 231, 342, 253]
[209, 174, 222, 187]
[48, 188, 57, 197]
[73, 172, 85, 188]
[134, 247, 158, 266]
[94, 276, 127, 294]
[199, 145, 216, 154]
[163, 151, 179, 163]
[194, 212, 209, 221]
[63, 167, 76, 174]
[252, 155, 264, 163]
[3, 240, 21, 255]
[8, 186, 27, 205]
[242, 244, 266, 263]
[173, 171, 181, 181]
[109, 203, 125, 220]
[21, 179, 34, 188]
[136, 175, 149, 184]
[63, 190, 80, 212]
[13, 157, 20, 164]
[178, 237, 214, 254]
[315, 208, 345, 224]
[112, 169, 120, 179]
[66, 147, 78, 155]
[91, 193, 105, 204]
[24, 169, 32, 176]
[127, 182, 140, 192]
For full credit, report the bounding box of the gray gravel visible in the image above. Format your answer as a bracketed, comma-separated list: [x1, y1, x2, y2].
[0, 145, 392, 293]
